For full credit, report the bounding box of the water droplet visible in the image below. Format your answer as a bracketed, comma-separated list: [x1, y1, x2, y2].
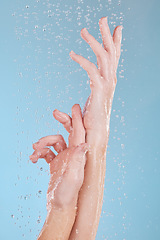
[11, 214, 14, 218]
[121, 144, 125, 149]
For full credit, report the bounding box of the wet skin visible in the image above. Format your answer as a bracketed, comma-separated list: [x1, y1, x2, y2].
[30, 16, 122, 240]
[30, 104, 89, 239]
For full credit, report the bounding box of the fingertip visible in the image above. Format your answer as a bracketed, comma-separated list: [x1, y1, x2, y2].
[117, 25, 123, 32]
[71, 103, 80, 113]
[99, 16, 108, 27]
[80, 28, 85, 33]
[53, 109, 57, 115]
[69, 50, 76, 56]
[99, 16, 107, 22]
[32, 143, 38, 150]
[118, 26, 123, 41]
[53, 109, 59, 118]
[29, 154, 38, 163]
[72, 103, 80, 108]
[53, 109, 70, 125]
[81, 28, 88, 34]
[33, 140, 41, 149]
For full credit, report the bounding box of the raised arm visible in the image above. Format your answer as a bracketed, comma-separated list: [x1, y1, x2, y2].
[53, 16, 123, 239]
[69, 17, 123, 239]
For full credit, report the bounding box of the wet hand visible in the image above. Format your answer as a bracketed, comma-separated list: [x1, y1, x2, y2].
[69, 17, 122, 141]
[29, 104, 88, 211]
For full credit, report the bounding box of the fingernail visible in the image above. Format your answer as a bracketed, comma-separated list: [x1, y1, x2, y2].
[54, 109, 68, 122]
[101, 17, 108, 24]
[29, 154, 38, 163]
[54, 109, 63, 117]
[82, 28, 88, 33]
[70, 50, 75, 55]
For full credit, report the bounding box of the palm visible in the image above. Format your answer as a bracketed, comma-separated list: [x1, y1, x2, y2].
[30, 104, 87, 209]
[47, 147, 79, 210]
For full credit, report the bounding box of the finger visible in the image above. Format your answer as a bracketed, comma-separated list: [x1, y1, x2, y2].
[33, 135, 67, 153]
[81, 27, 108, 59]
[69, 51, 103, 90]
[69, 104, 85, 147]
[49, 144, 89, 207]
[80, 27, 109, 79]
[99, 17, 115, 55]
[53, 109, 72, 133]
[29, 148, 56, 164]
[112, 25, 123, 67]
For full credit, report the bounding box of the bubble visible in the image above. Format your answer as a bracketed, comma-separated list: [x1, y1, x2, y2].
[38, 190, 42, 194]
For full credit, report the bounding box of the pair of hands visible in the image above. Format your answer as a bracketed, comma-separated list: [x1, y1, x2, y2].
[29, 16, 122, 239]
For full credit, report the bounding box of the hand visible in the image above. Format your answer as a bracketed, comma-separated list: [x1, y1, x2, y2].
[69, 17, 122, 147]
[67, 17, 123, 239]
[29, 104, 89, 240]
[30, 104, 88, 210]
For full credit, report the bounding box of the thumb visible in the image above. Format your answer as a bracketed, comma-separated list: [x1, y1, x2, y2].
[61, 143, 89, 192]
[74, 143, 89, 166]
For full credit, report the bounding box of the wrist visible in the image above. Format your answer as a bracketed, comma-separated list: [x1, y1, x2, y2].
[86, 128, 109, 153]
[38, 204, 77, 240]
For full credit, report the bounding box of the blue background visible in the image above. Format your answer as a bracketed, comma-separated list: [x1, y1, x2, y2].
[1, 0, 160, 239]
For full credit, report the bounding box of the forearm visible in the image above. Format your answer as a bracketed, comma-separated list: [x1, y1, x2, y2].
[38, 202, 77, 240]
[69, 131, 108, 240]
